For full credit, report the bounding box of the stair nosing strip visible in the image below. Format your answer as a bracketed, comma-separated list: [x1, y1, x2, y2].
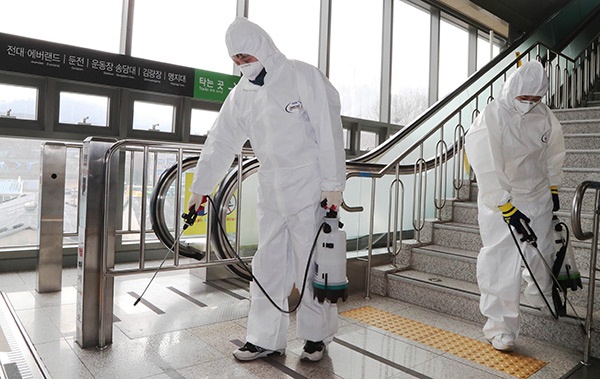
[413, 245, 478, 260]
[388, 271, 480, 296]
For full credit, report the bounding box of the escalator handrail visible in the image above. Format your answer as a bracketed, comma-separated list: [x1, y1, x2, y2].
[347, 42, 575, 177]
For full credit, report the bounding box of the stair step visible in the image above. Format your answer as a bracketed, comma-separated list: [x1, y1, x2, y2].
[562, 167, 600, 188]
[391, 269, 480, 295]
[387, 269, 595, 318]
[564, 133, 600, 149]
[587, 100, 600, 107]
[560, 119, 600, 133]
[458, 186, 598, 222]
[412, 244, 478, 283]
[468, 168, 600, 202]
[381, 269, 598, 353]
[468, 169, 600, 191]
[431, 221, 482, 252]
[451, 201, 478, 225]
[415, 243, 478, 256]
[553, 106, 600, 121]
[564, 149, 600, 169]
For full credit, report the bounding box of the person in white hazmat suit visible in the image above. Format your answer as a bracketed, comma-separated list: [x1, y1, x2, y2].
[186, 17, 346, 362]
[465, 60, 565, 352]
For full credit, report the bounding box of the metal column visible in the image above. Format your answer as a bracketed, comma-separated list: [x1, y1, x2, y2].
[37, 142, 66, 293]
[76, 137, 118, 349]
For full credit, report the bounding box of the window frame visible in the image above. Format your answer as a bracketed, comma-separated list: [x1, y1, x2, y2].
[0, 72, 45, 132]
[126, 91, 184, 141]
[54, 82, 120, 135]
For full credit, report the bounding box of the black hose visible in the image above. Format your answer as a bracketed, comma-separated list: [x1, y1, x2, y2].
[507, 223, 558, 319]
[205, 196, 324, 314]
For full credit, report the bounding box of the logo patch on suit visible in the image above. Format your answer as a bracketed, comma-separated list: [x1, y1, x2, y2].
[285, 101, 303, 113]
[541, 131, 550, 143]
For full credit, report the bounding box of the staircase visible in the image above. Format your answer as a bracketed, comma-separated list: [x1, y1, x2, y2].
[370, 104, 600, 357]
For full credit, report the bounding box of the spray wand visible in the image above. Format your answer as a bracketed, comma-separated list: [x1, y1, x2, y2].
[133, 206, 198, 306]
[506, 220, 585, 334]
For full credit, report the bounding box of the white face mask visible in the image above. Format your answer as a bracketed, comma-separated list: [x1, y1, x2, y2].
[514, 99, 539, 115]
[239, 61, 264, 80]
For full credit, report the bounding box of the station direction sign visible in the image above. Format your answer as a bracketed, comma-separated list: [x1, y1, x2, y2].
[0, 32, 239, 102]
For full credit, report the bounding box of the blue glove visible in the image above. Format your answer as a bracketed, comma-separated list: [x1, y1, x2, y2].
[551, 186, 559, 212]
[499, 202, 537, 244]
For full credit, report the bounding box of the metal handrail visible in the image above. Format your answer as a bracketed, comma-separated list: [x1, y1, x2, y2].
[571, 180, 600, 365]
[100, 139, 255, 274]
[387, 175, 404, 258]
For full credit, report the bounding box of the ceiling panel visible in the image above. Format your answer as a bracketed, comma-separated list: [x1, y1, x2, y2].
[469, 0, 571, 35]
[437, 0, 571, 39]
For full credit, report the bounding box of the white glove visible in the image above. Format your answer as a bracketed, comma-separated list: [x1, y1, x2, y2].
[321, 191, 343, 210]
[187, 192, 207, 213]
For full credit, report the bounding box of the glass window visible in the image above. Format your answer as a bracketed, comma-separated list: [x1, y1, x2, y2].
[343, 128, 351, 150]
[391, 1, 430, 125]
[360, 130, 378, 151]
[477, 35, 501, 70]
[132, 101, 175, 133]
[190, 109, 218, 136]
[63, 146, 81, 237]
[132, 0, 236, 73]
[0, 137, 45, 248]
[0, 84, 38, 120]
[0, 0, 122, 53]
[330, 0, 383, 121]
[439, 17, 469, 98]
[59, 92, 110, 127]
[249, 0, 320, 66]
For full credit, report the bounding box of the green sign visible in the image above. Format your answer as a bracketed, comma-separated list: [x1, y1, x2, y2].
[193, 69, 239, 102]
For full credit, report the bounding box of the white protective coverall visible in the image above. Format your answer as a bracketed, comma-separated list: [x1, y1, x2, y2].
[190, 17, 346, 350]
[465, 61, 565, 340]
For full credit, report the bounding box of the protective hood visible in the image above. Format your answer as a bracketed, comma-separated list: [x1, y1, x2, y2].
[498, 61, 548, 112]
[225, 17, 286, 73]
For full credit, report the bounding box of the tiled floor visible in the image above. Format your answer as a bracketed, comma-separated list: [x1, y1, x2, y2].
[0, 267, 590, 379]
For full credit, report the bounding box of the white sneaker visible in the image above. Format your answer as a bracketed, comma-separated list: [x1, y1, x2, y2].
[489, 334, 515, 352]
[233, 342, 285, 361]
[300, 340, 326, 362]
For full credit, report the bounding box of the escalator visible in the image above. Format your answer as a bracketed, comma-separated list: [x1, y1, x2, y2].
[149, 155, 259, 281]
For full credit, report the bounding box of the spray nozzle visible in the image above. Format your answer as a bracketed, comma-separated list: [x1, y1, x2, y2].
[326, 209, 338, 218]
[518, 218, 538, 247]
[552, 215, 563, 232]
[320, 199, 339, 218]
[181, 207, 198, 230]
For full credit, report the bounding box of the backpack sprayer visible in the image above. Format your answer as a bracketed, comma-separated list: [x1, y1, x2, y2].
[312, 204, 348, 303]
[549, 215, 582, 316]
[507, 214, 584, 330]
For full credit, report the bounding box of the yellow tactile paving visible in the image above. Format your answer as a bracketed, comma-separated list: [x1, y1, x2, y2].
[340, 306, 547, 379]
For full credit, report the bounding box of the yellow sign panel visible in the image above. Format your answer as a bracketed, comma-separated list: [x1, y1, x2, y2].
[183, 172, 237, 235]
